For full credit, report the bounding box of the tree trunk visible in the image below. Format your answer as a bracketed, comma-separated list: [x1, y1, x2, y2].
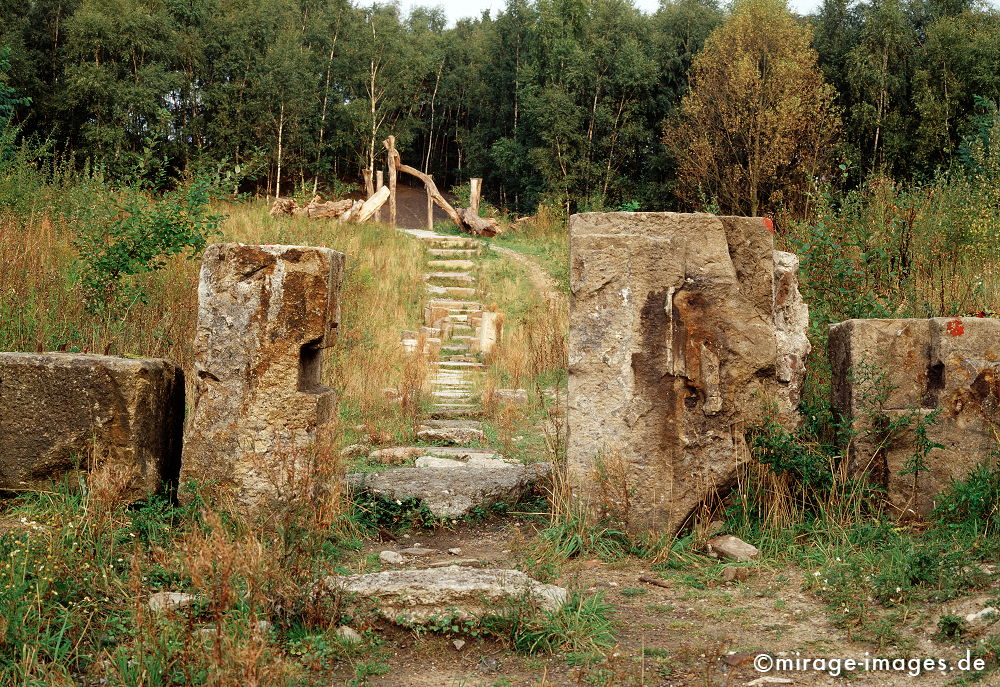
[363, 168, 374, 198]
[427, 177, 434, 230]
[355, 185, 390, 223]
[469, 178, 482, 216]
[386, 135, 398, 228]
[276, 101, 285, 198]
[376, 170, 384, 223]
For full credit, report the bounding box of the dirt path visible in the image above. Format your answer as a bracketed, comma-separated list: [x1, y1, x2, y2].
[490, 244, 563, 300]
[335, 519, 975, 687]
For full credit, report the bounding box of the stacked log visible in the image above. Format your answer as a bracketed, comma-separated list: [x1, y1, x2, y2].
[269, 194, 380, 222]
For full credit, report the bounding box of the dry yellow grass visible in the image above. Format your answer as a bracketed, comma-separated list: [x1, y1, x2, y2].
[0, 200, 428, 447]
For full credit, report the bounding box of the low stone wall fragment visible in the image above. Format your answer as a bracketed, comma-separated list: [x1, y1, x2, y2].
[0, 353, 183, 499]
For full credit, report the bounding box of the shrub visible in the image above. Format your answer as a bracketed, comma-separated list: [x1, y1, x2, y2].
[72, 173, 222, 308]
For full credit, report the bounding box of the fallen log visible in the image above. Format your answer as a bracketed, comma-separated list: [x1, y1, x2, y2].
[270, 196, 354, 220]
[355, 185, 390, 223]
[460, 207, 502, 238]
[303, 197, 352, 218]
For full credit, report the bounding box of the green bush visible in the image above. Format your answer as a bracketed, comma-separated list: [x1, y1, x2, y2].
[71, 173, 222, 308]
[933, 458, 1000, 536]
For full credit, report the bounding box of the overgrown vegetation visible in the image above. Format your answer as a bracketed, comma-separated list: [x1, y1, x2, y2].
[3, 0, 1000, 683]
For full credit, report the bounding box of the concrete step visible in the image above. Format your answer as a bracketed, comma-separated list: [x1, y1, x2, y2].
[427, 299, 483, 311]
[436, 361, 484, 369]
[420, 419, 484, 430]
[427, 259, 475, 270]
[425, 272, 476, 283]
[430, 407, 482, 419]
[428, 248, 478, 258]
[423, 236, 479, 249]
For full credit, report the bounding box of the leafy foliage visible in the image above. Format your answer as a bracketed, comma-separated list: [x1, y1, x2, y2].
[71, 174, 222, 308]
[664, 0, 840, 217]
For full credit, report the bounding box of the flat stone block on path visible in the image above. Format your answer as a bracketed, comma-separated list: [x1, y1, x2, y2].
[347, 463, 551, 518]
[325, 566, 567, 626]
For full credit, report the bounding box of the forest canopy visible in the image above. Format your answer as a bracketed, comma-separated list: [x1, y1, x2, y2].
[2, 0, 999, 215]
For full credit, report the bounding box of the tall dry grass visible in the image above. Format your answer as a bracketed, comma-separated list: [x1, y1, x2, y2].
[0, 200, 428, 446]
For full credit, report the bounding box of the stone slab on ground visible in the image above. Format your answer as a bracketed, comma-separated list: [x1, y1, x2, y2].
[416, 427, 485, 446]
[325, 566, 567, 625]
[0, 353, 184, 500]
[419, 420, 483, 430]
[347, 463, 552, 518]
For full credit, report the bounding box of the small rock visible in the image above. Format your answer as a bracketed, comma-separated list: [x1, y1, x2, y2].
[379, 550, 405, 565]
[448, 547, 462, 555]
[194, 626, 217, 639]
[706, 520, 726, 537]
[415, 456, 464, 469]
[336, 626, 363, 644]
[453, 639, 466, 651]
[721, 566, 750, 583]
[966, 607, 998, 624]
[148, 592, 197, 613]
[253, 620, 272, 634]
[707, 535, 759, 562]
[369, 447, 422, 464]
[493, 388, 529, 405]
[340, 444, 370, 459]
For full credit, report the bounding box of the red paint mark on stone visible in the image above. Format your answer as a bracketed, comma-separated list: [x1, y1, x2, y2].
[946, 318, 965, 336]
[762, 217, 774, 233]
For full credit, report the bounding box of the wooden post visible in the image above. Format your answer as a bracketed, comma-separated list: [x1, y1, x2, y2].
[427, 175, 434, 230]
[386, 136, 398, 229]
[362, 168, 374, 198]
[469, 178, 482, 217]
[375, 170, 384, 223]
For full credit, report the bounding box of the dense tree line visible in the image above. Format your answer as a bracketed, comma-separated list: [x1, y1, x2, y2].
[1, 0, 999, 214]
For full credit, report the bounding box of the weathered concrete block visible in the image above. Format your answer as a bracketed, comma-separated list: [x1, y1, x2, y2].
[829, 317, 1000, 515]
[472, 311, 503, 355]
[0, 353, 183, 499]
[568, 212, 810, 533]
[181, 243, 344, 512]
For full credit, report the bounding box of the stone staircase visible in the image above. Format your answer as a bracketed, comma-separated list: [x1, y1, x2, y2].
[347, 228, 548, 520]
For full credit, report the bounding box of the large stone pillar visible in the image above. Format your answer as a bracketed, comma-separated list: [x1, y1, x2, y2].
[181, 243, 345, 512]
[829, 317, 1000, 516]
[568, 212, 809, 533]
[0, 353, 183, 500]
